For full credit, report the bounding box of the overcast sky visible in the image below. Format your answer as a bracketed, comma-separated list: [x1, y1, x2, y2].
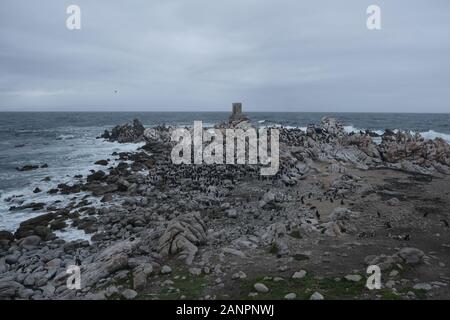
[0, 0, 449, 112]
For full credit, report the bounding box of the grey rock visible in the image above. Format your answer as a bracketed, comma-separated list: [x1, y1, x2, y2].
[254, 283, 269, 293]
[284, 293, 297, 300]
[232, 271, 247, 280]
[292, 270, 307, 279]
[310, 291, 324, 300]
[5, 254, 19, 265]
[413, 283, 432, 291]
[158, 212, 207, 265]
[121, 289, 138, 300]
[161, 265, 172, 274]
[189, 267, 202, 276]
[0, 280, 25, 299]
[344, 274, 362, 282]
[18, 235, 41, 248]
[397, 247, 424, 265]
[23, 274, 36, 286]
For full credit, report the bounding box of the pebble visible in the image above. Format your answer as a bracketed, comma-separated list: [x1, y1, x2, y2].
[292, 270, 307, 279]
[5, 254, 19, 265]
[122, 289, 138, 300]
[389, 270, 399, 277]
[413, 283, 432, 291]
[310, 292, 324, 300]
[189, 267, 202, 276]
[161, 265, 172, 274]
[232, 271, 247, 280]
[344, 274, 362, 282]
[254, 283, 269, 293]
[273, 277, 284, 282]
[284, 293, 296, 300]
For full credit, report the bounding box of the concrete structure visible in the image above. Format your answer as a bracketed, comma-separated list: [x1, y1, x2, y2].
[232, 103, 242, 116]
[230, 102, 247, 121]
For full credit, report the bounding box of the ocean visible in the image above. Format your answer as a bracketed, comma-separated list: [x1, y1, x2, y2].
[1, 112, 450, 232]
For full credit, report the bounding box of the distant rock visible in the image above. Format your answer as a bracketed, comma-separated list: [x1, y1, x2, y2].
[95, 159, 109, 166]
[87, 170, 106, 182]
[16, 165, 39, 172]
[106, 119, 145, 143]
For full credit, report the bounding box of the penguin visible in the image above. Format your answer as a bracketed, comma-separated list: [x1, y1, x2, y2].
[75, 256, 81, 266]
[330, 198, 334, 203]
[441, 219, 449, 228]
[340, 198, 345, 205]
[315, 210, 321, 220]
[301, 196, 305, 205]
[377, 211, 381, 218]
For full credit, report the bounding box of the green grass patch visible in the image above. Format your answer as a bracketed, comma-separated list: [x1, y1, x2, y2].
[137, 270, 207, 300]
[268, 243, 279, 255]
[236, 274, 368, 300]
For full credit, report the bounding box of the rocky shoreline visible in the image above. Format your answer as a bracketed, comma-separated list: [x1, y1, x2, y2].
[1, 111, 450, 300]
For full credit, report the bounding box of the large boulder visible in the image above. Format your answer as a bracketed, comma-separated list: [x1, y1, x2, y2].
[397, 247, 425, 265]
[158, 212, 207, 265]
[55, 240, 139, 289]
[107, 119, 145, 143]
[0, 281, 26, 299]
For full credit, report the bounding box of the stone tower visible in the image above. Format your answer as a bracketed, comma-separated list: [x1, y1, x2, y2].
[232, 103, 242, 116]
[229, 102, 248, 124]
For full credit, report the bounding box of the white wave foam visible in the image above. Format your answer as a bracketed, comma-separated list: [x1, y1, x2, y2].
[419, 130, 450, 143]
[0, 138, 144, 231]
[56, 134, 75, 140]
[55, 227, 92, 243]
[344, 125, 450, 141]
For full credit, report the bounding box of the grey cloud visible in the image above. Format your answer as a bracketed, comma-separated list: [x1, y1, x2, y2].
[0, 0, 449, 112]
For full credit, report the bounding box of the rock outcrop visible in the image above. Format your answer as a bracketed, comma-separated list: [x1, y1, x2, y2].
[102, 119, 145, 143]
[158, 212, 207, 265]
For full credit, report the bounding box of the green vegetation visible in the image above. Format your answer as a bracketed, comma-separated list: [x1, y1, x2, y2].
[236, 274, 367, 300]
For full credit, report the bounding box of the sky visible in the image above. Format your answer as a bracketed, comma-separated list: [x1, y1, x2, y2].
[0, 0, 449, 112]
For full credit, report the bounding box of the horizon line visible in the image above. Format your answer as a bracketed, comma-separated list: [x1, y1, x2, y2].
[0, 109, 450, 115]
